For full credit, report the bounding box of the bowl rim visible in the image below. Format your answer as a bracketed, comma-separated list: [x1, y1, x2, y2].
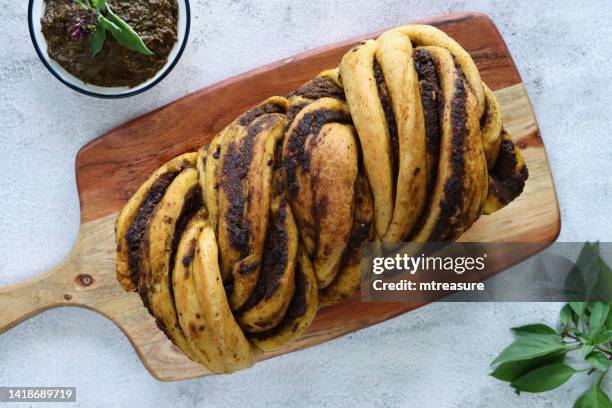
[27, 0, 191, 99]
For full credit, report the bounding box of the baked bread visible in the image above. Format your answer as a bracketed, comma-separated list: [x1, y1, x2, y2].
[114, 25, 528, 373]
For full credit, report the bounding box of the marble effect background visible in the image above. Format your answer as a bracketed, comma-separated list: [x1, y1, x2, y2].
[1, 0, 611, 406]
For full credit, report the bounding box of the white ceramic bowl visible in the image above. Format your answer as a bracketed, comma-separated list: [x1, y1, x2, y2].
[28, 0, 190, 98]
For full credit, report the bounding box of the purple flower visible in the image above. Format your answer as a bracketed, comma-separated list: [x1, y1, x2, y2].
[69, 9, 97, 41]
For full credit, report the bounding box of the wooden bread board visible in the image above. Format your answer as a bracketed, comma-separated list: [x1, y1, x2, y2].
[0, 12, 560, 381]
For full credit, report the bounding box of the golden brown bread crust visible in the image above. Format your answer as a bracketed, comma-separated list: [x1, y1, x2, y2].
[115, 152, 198, 292]
[192, 223, 261, 372]
[137, 166, 203, 362]
[282, 98, 359, 288]
[341, 30, 429, 242]
[319, 170, 375, 306]
[115, 24, 528, 374]
[408, 46, 487, 242]
[237, 197, 298, 333]
[173, 212, 225, 371]
[216, 100, 288, 310]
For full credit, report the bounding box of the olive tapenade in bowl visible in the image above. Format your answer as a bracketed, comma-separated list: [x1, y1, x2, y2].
[28, 0, 190, 98]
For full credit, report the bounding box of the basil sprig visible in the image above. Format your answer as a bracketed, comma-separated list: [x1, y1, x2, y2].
[74, 0, 153, 57]
[491, 242, 612, 407]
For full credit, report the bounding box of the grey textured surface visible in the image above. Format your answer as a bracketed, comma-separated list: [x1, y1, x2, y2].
[0, 0, 611, 407]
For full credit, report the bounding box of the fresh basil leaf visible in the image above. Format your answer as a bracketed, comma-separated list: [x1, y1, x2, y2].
[586, 351, 610, 371]
[571, 302, 587, 317]
[104, 5, 153, 55]
[91, 0, 106, 9]
[492, 334, 569, 366]
[74, 0, 91, 10]
[561, 304, 574, 328]
[512, 324, 557, 337]
[89, 25, 106, 57]
[99, 15, 121, 33]
[511, 363, 575, 393]
[590, 302, 610, 334]
[606, 303, 612, 330]
[490, 352, 566, 382]
[592, 330, 612, 345]
[583, 344, 596, 357]
[592, 259, 612, 302]
[566, 267, 587, 300]
[582, 243, 602, 298]
[575, 379, 612, 408]
[566, 243, 601, 301]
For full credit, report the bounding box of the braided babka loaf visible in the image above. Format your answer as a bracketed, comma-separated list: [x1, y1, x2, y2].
[115, 25, 528, 373]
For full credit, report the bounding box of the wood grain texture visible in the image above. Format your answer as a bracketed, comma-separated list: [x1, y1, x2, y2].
[0, 12, 559, 381]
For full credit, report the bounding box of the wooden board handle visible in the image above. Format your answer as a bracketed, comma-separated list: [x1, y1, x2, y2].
[0, 215, 136, 338]
[0, 260, 74, 335]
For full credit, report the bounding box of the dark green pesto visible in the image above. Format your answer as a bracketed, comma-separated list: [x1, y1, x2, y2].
[41, 0, 178, 87]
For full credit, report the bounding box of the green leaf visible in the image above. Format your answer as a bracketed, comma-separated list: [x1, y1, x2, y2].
[571, 302, 587, 317]
[575, 378, 612, 408]
[583, 243, 602, 298]
[512, 324, 557, 337]
[74, 0, 91, 10]
[592, 259, 612, 302]
[590, 302, 610, 334]
[99, 15, 121, 33]
[586, 351, 610, 371]
[88, 25, 106, 57]
[561, 304, 574, 328]
[592, 330, 612, 346]
[492, 334, 569, 366]
[606, 303, 612, 330]
[104, 5, 153, 55]
[566, 242, 601, 301]
[511, 363, 575, 393]
[490, 352, 566, 382]
[583, 344, 596, 357]
[91, 0, 106, 9]
[567, 269, 587, 299]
